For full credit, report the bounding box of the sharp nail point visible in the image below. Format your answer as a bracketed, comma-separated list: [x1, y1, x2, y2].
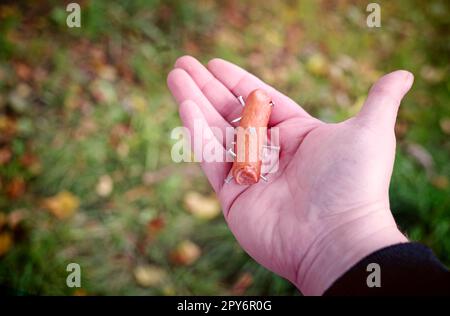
[227, 148, 237, 158]
[238, 96, 245, 106]
[231, 116, 242, 123]
[224, 175, 234, 184]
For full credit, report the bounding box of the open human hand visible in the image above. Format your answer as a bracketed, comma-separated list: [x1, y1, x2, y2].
[167, 56, 413, 295]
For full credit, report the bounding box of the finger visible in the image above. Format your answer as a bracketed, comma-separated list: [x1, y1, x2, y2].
[174, 55, 243, 125]
[179, 100, 230, 193]
[167, 68, 231, 145]
[207, 58, 311, 126]
[357, 70, 414, 129]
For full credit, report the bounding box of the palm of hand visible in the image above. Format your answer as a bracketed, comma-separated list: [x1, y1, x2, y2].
[223, 116, 394, 282]
[168, 56, 413, 294]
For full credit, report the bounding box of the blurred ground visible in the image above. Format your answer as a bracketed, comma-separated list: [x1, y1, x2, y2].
[0, 0, 449, 295]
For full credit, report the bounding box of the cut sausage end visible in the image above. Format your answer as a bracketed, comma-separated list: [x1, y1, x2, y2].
[233, 166, 259, 185]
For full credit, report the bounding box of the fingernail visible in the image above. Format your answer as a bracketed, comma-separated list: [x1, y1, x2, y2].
[402, 71, 414, 91]
[404, 71, 413, 83]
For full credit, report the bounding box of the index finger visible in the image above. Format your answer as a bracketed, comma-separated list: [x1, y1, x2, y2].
[207, 58, 312, 125]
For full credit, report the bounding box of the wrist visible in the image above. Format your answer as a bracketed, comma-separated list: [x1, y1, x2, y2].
[294, 208, 407, 295]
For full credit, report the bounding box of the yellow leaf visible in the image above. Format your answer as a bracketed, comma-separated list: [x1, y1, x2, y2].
[162, 285, 176, 296]
[431, 176, 448, 190]
[170, 240, 201, 266]
[0, 232, 13, 256]
[306, 54, 328, 77]
[43, 191, 79, 219]
[133, 265, 167, 288]
[130, 94, 147, 113]
[184, 191, 221, 220]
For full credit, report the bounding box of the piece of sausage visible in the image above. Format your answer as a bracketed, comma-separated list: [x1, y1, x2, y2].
[232, 89, 273, 185]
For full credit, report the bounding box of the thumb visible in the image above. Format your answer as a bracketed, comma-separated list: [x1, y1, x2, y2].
[357, 70, 414, 129]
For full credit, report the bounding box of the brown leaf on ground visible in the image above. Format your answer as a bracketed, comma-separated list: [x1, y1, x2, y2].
[147, 216, 166, 238]
[0, 115, 17, 139]
[0, 147, 12, 165]
[431, 175, 449, 190]
[97, 64, 117, 81]
[124, 185, 152, 202]
[20, 152, 38, 167]
[133, 264, 167, 288]
[20, 152, 41, 174]
[395, 121, 409, 139]
[0, 232, 13, 256]
[231, 272, 253, 295]
[184, 191, 221, 220]
[14, 62, 32, 81]
[73, 289, 88, 296]
[170, 240, 201, 266]
[42, 191, 80, 219]
[6, 177, 26, 199]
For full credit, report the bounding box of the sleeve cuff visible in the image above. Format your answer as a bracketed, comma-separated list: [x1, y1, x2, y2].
[324, 242, 450, 296]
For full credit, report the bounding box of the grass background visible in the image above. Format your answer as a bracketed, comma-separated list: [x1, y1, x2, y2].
[0, 0, 449, 295]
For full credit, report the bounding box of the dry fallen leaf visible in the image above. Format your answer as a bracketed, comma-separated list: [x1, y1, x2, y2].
[43, 191, 80, 219]
[6, 177, 26, 199]
[133, 264, 167, 288]
[170, 240, 201, 266]
[0, 115, 17, 137]
[97, 64, 117, 81]
[14, 62, 32, 81]
[0, 232, 13, 256]
[73, 289, 88, 296]
[96, 174, 113, 197]
[431, 175, 449, 190]
[395, 121, 409, 138]
[0, 147, 12, 165]
[231, 272, 253, 295]
[184, 191, 221, 220]
[147, 216, 165, 238]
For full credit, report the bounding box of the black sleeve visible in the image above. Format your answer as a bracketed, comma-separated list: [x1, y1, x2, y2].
[324, 242, 450, 296]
